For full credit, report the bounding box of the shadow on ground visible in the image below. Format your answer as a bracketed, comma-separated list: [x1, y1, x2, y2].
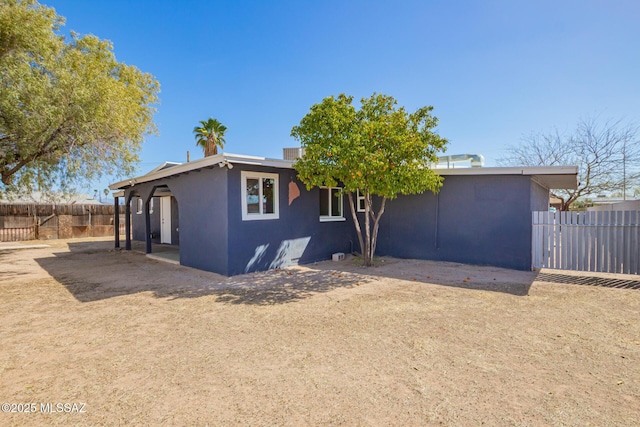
[337, 256, 640, 294]
[320, 257, 536, 296]
[34, 241, 640, 305]
[536, 271, 640, 290]
[34, 241, 368, 304]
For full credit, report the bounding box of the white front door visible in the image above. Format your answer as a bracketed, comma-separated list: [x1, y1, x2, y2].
[160, 196, 172, 244]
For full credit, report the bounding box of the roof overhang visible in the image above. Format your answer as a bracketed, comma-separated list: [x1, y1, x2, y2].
[109, 153, 295, 190]
[109, 154, 578, 192]
[436, 166, 579, 189]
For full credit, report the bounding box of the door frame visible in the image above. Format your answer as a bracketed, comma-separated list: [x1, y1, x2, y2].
[160, 196, 172, 244]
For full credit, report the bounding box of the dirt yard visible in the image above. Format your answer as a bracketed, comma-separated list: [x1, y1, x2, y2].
[1, 237, 639, 426]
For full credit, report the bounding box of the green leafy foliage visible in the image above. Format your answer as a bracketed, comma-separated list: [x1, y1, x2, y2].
[292, 94, 446, 197]
[0, 0, 160, 196]
[291, 93, 447, 265]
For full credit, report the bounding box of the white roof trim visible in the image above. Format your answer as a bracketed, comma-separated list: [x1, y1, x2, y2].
[436, 166, 578, 189]
[435, 166, 577, 176]
[434, 166, 578, 190]
[109, 153, 295, 190]
[109, 153, 578, 191]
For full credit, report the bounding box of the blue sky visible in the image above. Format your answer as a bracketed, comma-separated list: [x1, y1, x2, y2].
[47, 0, 640, 193]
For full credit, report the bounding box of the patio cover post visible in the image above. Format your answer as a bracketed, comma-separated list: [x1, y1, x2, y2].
[144, 197, 152, 254]
[125, 192, 132, 250]
[114, 196, 120, 248]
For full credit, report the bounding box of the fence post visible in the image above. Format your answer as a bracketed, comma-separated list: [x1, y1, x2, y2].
[34, 204, 39, 240]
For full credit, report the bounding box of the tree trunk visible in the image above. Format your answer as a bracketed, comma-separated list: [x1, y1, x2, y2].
[347, 191, 388, 267]
[364, 193, 372, 266]
[347, 192, 365, 260]
[369, 197, 386, 259]
[204, 135, 218, 157]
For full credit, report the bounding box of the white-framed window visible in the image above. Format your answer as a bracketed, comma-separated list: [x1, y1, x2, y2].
[241, 171, 279, 221]
[356, 189, 366, 213]
[149, 198, 154, 214]
[319, 187, 345, 222]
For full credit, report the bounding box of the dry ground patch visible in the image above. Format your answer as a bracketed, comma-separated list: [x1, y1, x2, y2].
[1, 238, 639, 426]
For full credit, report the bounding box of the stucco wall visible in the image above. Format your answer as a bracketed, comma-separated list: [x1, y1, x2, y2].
[132, 196, 161, 242]
[374, 175, 538, 270]
[166, 167, 229, 274]
[530, 180, 550, 212]
[226, 165, 356, 275]
[126, 165, 550, 275]
[171, 196, 180, 245]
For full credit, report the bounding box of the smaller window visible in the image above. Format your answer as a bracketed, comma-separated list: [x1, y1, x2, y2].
[320, 187, 345, 222]
[136, 198, 143, 214]
[356, 190, 366, 213]
[149, 198, 154, 214]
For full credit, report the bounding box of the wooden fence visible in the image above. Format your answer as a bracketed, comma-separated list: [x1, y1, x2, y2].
[0, 204, 126, 242]
[532, 211, 640, 274]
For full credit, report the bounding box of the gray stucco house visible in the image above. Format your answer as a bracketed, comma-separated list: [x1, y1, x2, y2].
[109, 153, 578, 275]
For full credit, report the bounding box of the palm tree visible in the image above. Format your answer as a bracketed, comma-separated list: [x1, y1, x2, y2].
[193, 118, 227, 157]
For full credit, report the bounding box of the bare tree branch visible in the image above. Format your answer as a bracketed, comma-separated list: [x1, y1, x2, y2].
[498, 116, 639, 210]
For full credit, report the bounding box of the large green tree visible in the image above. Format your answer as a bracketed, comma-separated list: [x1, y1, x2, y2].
[193, 118, 227, 157]
[292, 93, 448, 266]
[0, 0, 160, 195]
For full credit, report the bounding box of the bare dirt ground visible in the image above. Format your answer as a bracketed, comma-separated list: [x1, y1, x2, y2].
[1, 237, 639, 426]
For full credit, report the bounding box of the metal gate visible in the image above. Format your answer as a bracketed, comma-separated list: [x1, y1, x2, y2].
[532, 210, 640, 274]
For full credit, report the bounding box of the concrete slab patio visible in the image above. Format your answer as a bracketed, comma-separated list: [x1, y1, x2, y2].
[130, 241, 180, 265]
[0, 242, 50, 251]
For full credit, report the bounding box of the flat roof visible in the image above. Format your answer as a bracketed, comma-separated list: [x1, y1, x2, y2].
[435, 166, 578, 189]
[110, 153, 578, 191]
